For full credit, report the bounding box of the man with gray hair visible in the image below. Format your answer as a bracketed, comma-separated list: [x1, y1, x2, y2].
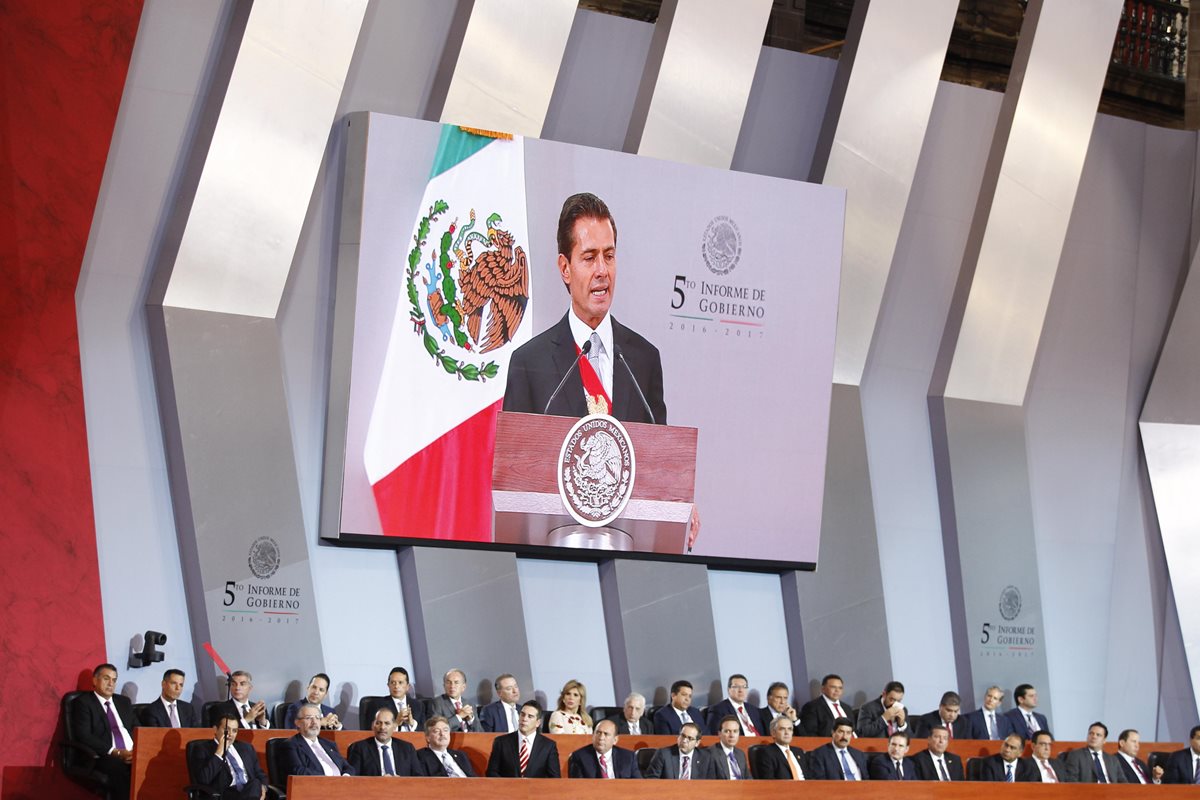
[429, 668, 482, 732]
[616, 692, 647, 735]
[285, 703, 354, 777]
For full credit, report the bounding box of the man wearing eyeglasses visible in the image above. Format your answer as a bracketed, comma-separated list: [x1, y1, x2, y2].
[706, 674, 766, 737]
[285, 703, 354, 777]
[645, 722, 712, 779]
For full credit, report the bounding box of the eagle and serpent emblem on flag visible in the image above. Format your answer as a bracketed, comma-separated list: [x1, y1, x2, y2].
[406, 202, 530, 380]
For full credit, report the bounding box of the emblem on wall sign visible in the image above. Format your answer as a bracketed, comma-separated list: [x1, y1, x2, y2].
[558, 414, 636, 527]
[406, 202, 529, 381]
[701, 215, 742, 275]
[999, 585, 1022, 621]
[248, 536, 281, 580]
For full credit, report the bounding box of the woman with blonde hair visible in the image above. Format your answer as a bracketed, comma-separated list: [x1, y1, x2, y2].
[548, 679, 593, 734]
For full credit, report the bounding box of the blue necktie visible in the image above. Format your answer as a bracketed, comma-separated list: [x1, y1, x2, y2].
[839, 749, 856, 780]
[1005, 763, 1014, 782]
[728, 751, 741, 779]
[381, 743, 395, 776]
[226, 751, 247, 788]
[1092, 750, 1107, 783]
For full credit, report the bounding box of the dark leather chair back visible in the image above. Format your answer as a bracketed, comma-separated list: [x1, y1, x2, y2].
[589, 706, 621, 725]
[202, 700, 226, 727]
[747, 743, 770, 778]
[636, 746, 657, 774]
[266, 736, 291, 797]
[359, 696, 387, 730]
[59, 691, 110, 793]
[272, 701, 289, 730]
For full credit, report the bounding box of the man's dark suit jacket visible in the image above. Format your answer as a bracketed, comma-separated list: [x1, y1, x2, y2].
[213, 699, 269, 729]
[853, 698, 914, 739]
[186, 738, 267, 799]
[799, 697, 854, 737]
[706, 699, 767, 737]
[69, 693, 137, 797]
[965, 708, 1015, 740]
[567, 745, 641, 778]
[486, 732, 561, 778]
[416, 747, 477, 777]
[709, 744, 752, 780]
[1029, 756, 1068, 782]
[614, 716, 649, 736]
[285, 734, 354, 776]
[70, 692, 138, 756]
[644, 744, 713, 779]
[807, 744, 870, 780]
[912, 749, 964, 781]
[1004, 708, 1049, 737]
[1061, 747, 1127, 783]
[503, 314, 666, 424]
[140, 696, 199, 728]
[750, 743, 808, 779]
[346, 736, 422, 776]
[868, 755, 918, 780]
[428, 694, 483, 732]
[283, 700, 338, 731]
[479, 701, 518, 734]
[914, 711, 971, 740]
[1160, 748, 1199, 784]
[977, 754, 1037, 782]
[361, 696, 425, 732]
[652, 705, 707, 736]
[1116, 754, 1153, 784]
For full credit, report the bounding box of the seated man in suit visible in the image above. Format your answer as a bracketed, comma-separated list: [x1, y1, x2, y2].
[762, 681, 798, 726]
[285, 702, 354, 777]
[869, 732, 917, 780]
[1116, 728, 1161, 784]
[615, 692, 648, 735]
[977, 733, 1037, 781]
[487, 701, 560, 778]
[710, 714, 751, 780]
[480, 673, 522, 734]
[809, 717, 869, 780]
[800, 674, 855, 737]
[283, 673, 341, 730]
[416, 715, 477, 777]
[912, 725, 964, 781]
[1161, 724, 1200, 784]
[70, 663, 138, 799]
[428, 668, 482, 732]
[653, 680, 707, 735]
[140, 667, 198, 728]
[567, 719, 641, 778]
[363, 667, 424, 733]
[854, 681, 910, 739]
[1062, 722, 1126, 783]
[751, 715, 808, 780]
[1005, 683, 1049, 737]
[645, 722, 712, 779]
[916, 691, 970, 739]
[966, 686, 1014, 740]
[707, 674, 766, 737]
[347, 707, 422, 776]
[215, 670, 270, 729]
[187, 711, 268, 799]
[1029, 730, 1067, 782]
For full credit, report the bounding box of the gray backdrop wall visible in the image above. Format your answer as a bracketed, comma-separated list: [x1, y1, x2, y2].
[77, 0, 1195, 738]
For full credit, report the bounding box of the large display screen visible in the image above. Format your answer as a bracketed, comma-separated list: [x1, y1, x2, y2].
[322, 113, 844, 569]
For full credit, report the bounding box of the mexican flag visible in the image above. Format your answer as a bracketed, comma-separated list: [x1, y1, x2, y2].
[363, 126, 531, 541]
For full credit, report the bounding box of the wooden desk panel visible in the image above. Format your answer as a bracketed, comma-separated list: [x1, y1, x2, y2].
[288, 776, 1200, 799]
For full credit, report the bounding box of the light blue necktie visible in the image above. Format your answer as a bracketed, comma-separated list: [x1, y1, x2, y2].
[839, 749, 856, 780]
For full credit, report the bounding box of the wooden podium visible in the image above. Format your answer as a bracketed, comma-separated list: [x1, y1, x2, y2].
[491, 412, 697, 554]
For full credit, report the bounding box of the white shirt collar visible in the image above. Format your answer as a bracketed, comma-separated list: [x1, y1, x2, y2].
[568, 310, 613, 357]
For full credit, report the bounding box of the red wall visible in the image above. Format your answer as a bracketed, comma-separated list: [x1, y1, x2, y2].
[0, 1, 143, 796]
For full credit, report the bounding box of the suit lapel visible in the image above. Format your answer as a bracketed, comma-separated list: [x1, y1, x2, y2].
[549, 316, 588, 417]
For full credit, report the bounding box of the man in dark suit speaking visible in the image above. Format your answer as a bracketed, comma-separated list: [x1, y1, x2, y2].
[504, 192, 666, 425]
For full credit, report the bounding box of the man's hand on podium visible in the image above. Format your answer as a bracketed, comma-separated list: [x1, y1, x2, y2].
[687, 507, 701, 551]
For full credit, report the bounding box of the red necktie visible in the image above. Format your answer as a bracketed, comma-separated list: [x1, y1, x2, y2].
[833, 702, 843, 717]
[519, 737, 529, 775]
[599, 753, 611, 778]
[737, 706, 758, 736]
